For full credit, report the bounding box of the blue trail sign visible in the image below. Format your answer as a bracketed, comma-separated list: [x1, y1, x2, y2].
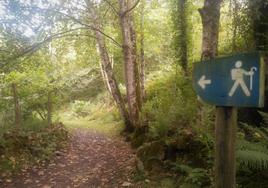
[193, 53, 265, 107]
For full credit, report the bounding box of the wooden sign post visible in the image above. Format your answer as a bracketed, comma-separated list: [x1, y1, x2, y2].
[215, 107, 237, 187]
[193, 53, 265, 188]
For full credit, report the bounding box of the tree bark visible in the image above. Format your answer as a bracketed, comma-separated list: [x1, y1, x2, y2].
[178, 0, 188, 75]
[199, 1, 236, 188]
[198, 0, 222, 127]
[12, 83, 21, 127]
[139, 0, 146, 100]
[85, 0, 133, 131]
[118, 0, 142, 128]
[99, 57, 112, 94]
[199, 0, 222, 60]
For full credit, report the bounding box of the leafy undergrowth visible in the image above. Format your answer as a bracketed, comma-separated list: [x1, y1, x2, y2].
[58, 93, 124, 137]
[124, 70, 268, 187]
[236, 123, 268, 188]
[0, 122, 69, 176]
[123, 71, 214, 187]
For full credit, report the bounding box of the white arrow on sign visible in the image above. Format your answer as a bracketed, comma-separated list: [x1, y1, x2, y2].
[198, 75, 211, 89]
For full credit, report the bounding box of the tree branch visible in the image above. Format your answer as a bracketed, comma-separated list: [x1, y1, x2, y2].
[0, 27, 93, 68]
[103, 0, 119, 15]
[36, 7, 122, 48]
[122, 0, 140, 16]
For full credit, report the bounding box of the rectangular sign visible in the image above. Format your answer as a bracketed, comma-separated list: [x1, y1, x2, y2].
[193, 53, 265, 107]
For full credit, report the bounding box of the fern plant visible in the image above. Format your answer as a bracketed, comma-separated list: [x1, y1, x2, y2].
[258, 111, 268, 127]
[236, 115, 268, 187]
[169, 163, 211, 187]
[236, 138, 268, 170]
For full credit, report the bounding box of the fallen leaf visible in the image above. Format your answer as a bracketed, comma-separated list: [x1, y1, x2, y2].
[38, 171, 45, 176]
[42, 185, 51, 188]
[6, 179, 12, 183]
[122, 182, 132, 187]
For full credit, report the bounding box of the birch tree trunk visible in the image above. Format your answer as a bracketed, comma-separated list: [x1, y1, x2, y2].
[12, 83, 21, 127]
[99, 58, 112, 94]
[85, 0, 133, 131]
[118, 0, 142, 128]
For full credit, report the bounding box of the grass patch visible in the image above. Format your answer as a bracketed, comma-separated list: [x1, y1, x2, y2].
[58, 99, 124, 137]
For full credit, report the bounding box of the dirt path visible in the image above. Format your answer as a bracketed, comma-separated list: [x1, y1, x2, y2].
[1, 129, 138, 188]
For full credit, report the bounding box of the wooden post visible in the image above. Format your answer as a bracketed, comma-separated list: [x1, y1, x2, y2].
[215, 107, 237, 188]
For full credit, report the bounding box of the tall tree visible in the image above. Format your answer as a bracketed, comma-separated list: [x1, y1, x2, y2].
[84, 0, 132, 131]
[172, 0, 189, 76]
[118, 0, 142, 128]
[199, 0, 222, 60]
[139, 0, 146, 100]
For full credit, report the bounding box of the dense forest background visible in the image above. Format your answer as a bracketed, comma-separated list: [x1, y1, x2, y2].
[0, 0, 268, 187]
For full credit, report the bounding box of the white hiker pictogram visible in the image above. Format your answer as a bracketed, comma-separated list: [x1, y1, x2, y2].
[228, 61, 257, 97]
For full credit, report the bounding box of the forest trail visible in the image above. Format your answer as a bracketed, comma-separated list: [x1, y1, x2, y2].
[1, 129, 137, 188]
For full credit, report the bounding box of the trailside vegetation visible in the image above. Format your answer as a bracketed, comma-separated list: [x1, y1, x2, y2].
[0, 0, 268, 187]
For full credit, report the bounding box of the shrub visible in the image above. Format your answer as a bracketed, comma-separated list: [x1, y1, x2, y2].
[71, 100, 92, 117]
[236, 121, 268, 187]
[142, 71, 198, 140]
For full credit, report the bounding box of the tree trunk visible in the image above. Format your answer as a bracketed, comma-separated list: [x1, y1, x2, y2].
[118, 0, 142, 128]
[199, 1, 236, 188]
[178, 0, 188, 75]
[140, 0, 146, 100]
[85, 1, 133, 131]
[99, 57, 112, 94]
[198, 0, 222, 127]
[47, 91, 52, 126]
[12, 83, 21, 127]
[199, 0, 222, 60]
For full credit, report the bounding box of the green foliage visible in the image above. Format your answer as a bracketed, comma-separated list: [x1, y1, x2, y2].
[59, 92, 124, 137]
[237, 149, 268, 170]
[142, 70, 198, 140]
[171, 163, 210, 188]
[236, 120, 268, 187]
[236, 126, 268, 171]
[137, 140, 165, 170]
[0, 0, 267, 186]
[71, 100, 92, 117]
[170, 0, 193, 66]
[132, 70, 214, 186]
[218, 0, 256, 54]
